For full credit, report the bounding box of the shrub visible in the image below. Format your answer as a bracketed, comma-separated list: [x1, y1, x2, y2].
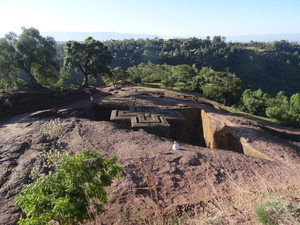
[161, 77, 176, 89]
[51, 84, 65, 98]
[179, 85, 193, 92]
[255, 198, 300, 225]
[15, 150, 123, 225]
[42, 118, 65, 150]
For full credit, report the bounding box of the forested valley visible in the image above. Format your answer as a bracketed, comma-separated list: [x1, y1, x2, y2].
[105, 37, 300, 95]
[1, 28, 300, 127]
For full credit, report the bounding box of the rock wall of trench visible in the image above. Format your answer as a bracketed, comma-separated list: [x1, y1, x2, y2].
[86, 104, 273, 161]
[201, 110, 273, 160]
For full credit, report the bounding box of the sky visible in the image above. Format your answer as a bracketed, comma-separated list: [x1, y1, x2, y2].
[0, 0, 299, 37]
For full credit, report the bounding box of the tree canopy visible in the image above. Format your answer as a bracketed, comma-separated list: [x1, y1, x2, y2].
[102, 66, 129, 86]
[0, 27, 59, 87]
[173, 64, 197, 83]
[105, 37, 300, 96]
[64, 37, 113, 86]
[238, 89, 269, 115]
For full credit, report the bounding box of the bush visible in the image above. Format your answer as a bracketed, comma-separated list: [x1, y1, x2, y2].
[15, 150, 123, 225]
[203, 85, 223, 102]
[161, 77, 176, 89]
[255, 198, 300, 225]
[51, 84, 65, 98]
[179, 85, 193, 92]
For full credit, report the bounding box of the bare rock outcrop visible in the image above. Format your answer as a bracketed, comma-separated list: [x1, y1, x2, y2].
[1, 89, 300, 224]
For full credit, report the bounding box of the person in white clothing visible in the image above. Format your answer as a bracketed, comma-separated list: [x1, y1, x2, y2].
[172, 141, 180, 150]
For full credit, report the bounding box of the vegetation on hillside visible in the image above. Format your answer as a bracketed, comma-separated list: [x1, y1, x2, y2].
[1, 28, 300, 126]
[104, 37, 300, 96]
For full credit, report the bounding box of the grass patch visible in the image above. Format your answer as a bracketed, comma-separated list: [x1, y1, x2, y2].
[255, 198, 300, 225]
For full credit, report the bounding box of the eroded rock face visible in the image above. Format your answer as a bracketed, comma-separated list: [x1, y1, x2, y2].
[201, 110, 274, 160]
[0, 119, 47, 225]
[1, 91, 300, 224]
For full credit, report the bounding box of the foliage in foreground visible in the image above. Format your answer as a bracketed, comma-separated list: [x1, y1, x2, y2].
[255, 198, 300, 225]
[15, 150, 123, 225]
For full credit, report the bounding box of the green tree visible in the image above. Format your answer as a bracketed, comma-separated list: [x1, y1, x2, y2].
[200, 67, 218, 83]
[0, 56, 19, 88]
[203, 85, 224, 101]
[127, 65, 143, 84]
[161, 76, 176, 89]
[15, 150, 123, 225]
[0, 27, 59, 87]
[288, 93, 300, 125]
[173, 64, 197, 83]
[102, 67, 129, 85]
[219, 69, 242, 105]
[64, 37, 113, 87]
[56, 67, 71, 85]
[189, 75, 205, 92]
[266, 92, 300, 126]
[239, 89, 268, 115]
[289, 93, 300, 114]
[266, 91, 289, 122]
[213, 35, 221, 44]
[202, 68, 242, 105]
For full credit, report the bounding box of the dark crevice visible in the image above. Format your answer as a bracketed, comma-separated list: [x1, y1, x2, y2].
[81, 104, 246, 155]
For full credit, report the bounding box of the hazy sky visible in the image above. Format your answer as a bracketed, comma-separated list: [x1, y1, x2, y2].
[0, 0, 299, 37]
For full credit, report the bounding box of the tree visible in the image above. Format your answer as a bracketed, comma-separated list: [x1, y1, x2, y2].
[173, 64, 197, 83]
[15, 150, 123, 225]
[127, 65, 143, 84]
[200, 67, 218, 82]
[161, 76, 176, 89]
[219, 69, 242, 105]
[265, 92, 300, 126]
[202, 68, 242, 105]
[289, 93, 300, 115]
[266, 91, 289, 122]
[213, 35, 222, 44]
[189, 75, 205, 92]
[288, 93, 300, 125]
[102, 67, 129, 86]
[0, 52, 19, 87]
[0, 27, 59, 87]
[239, 89, 269, 115]
[64, 37, 113, 87]
[203, 85, 224, 101]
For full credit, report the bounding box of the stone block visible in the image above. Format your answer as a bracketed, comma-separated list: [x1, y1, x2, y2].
[110, 106, 185, 139]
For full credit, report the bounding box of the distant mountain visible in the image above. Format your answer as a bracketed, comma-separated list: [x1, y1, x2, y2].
[0, 31, 299, 43]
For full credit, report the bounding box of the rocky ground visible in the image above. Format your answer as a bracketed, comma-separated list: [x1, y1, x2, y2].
[1, 86, 300, 224]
